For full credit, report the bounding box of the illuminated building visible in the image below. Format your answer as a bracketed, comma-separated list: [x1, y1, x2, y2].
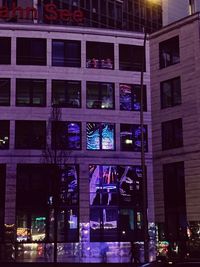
[150, 12, 200, 256]
[0, 0, 162, 263]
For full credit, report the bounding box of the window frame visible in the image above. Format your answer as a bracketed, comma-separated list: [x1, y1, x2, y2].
[0, 37, 11, 65]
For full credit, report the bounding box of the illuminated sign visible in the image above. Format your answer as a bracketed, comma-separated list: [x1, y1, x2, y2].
[0, 3, 84, 23]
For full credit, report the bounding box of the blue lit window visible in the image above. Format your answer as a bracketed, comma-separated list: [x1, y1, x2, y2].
[120, 124, 148, 152]
[87, 122, 115, 150]
[120, 83, 147, 111]
[52, 121, 81, 150]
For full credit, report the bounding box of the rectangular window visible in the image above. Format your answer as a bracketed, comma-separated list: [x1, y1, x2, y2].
[163, 162, 187, 240]
[15, 121, 46, 149]
[120, 124, 148, 152]
[0, 121, 9, 149]
[52, 40, 81, 67]
[161, 77, 181, 108]
[16, 38, 46, 65]
[159, 36, 180, 68]
[0, 78, 10, 106]
[162, 119, 183, 150]
[86, 41, 114, 69]
[52, 121, 81, 150]
[0, 165, 6, 242]
[87, 122, 115, 150]
[119, 44, 145, 72]
[120, 83, 147, 111]
[89, 164, 143, 242]
[86, 81, 114, 109]
[52, 80, 81, 108]
[16, 79, 46, 107]
[0, 37, 11, 64]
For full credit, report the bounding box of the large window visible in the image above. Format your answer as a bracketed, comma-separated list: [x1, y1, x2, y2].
[0, 37, 11, 64]
[86, 82, 114, 109]
[120, 124, 148, 152]
[52, 80, 81, 108]
[52, 40, 81, 67]
[0, 78, 10, 106]
[162, 119, 183, 150]
[15, 121, 46, 149]
[90, 165, 143, 241]
[0, 165, 6, 242]
[52, 121, 81, 150]
[0, 121, 9, 149]
[159, 36, 180, 68]
[163, 162, 187, 241]
[16, 79, 46, 107]
[161, 77, 181, 108]
[16, 164, 79, 243]
[120, 83, 147, 111]
[87, 122, 115, 150]
[119, 44, 145, 71]
[86, 42, 114, 69]
[16, 38, 46, 65]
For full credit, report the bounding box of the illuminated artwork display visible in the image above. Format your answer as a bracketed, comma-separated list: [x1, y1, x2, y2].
[120, 124, 148, 152]
[89, 165, 143, 241]
[87, 122, 114, 150]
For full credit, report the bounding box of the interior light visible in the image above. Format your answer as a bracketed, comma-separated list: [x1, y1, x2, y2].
[125, 139, 132, 144]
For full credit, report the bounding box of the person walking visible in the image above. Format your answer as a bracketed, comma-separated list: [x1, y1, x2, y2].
[130, 242, 140, 264]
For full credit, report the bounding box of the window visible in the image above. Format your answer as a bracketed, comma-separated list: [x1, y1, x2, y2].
[52, 40, 81, 67]
[163, 162, 187, 241]
[0, 78, 10, 106]
[15, 121, 46, 149]
[0, 121, 9, 149]
[159, 36, 180, 68]
[86, 82, 114, 109]
[52, 121, 81, 150]
[52, 80, 81, 108]
[120, 83, 147, 111]
[162, 119, 183, 150]
[87, 122, 115, 150]
[90, 165, 143, 241]
[0, 37, 11, 64]
[16, 79, 46, 107]
[119, 44, 145, 71]
[0, 165, 6, 242]
[161, 77, 181, 108]
[86, 42, 114, 69]
[120, 124, 148, 152]
[16, 38, 46, 65]
[16, 164, 79, 243]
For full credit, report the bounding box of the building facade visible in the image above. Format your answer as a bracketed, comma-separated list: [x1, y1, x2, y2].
[150, 13, 200, 256]
[0, 14, 155, 262]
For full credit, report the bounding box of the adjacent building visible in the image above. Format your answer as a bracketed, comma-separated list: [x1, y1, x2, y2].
[150, 12, 200, 255]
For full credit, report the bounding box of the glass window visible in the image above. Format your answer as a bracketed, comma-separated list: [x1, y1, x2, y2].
[161, 77, 181, 108]
[16, 79, 46, 107]
[0, 165, 6, 242]
[119, 44, 145, 72]
[87, 82, 114, 109]
[0, 78, 10, 106]
[87, 122, 115, 150]
[163, 162, 187, 241]
[0, 37, 11, 64]
[120, 124, 148, 152]
[15, 121, 46, 149]
[89, 164, 144, 242]
[0, 121, 9, 149]
[120, 83, 147, 111]
[86, 42, 114, 69]
[16, 38, 46, 65]
[52, 80, 81, 108]
[52, 121, 81, 150]
[162, 119, 183, 150]
[52, 40, 81, 67]
[159, 36, 180, 68]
